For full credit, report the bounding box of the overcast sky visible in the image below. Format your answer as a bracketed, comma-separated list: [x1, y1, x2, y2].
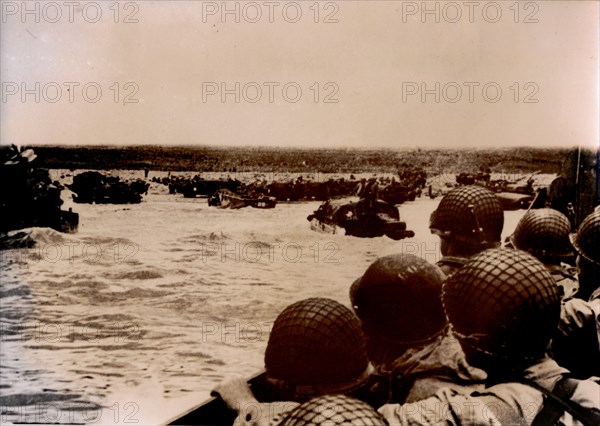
[1, 0, 598, 149]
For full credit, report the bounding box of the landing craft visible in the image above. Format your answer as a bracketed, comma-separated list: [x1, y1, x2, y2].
[494, 172, 538, 210]
[208, 188, 277, 209]
[307, 196, 415, 240]
[455, 170, 538, 210]
[68, 171, 149, 204]
[0, 145, 79, 245]
[494, 192, 535, 211]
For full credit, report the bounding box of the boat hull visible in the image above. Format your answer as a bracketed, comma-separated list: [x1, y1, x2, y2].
[167, 372, 267, 425]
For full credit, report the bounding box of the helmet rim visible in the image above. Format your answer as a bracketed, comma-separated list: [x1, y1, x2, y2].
[570, 232, 600, 266]
[266, 363, 375, 400]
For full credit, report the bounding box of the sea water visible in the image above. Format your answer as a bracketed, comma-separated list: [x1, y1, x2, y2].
[0, 173, 529, 424]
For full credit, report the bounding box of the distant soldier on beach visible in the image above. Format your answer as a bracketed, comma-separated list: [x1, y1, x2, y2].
[354, 177, 380, 219]
[354, 178, 367, 198]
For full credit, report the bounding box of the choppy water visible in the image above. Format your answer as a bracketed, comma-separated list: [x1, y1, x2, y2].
[0, 174, 528, 424]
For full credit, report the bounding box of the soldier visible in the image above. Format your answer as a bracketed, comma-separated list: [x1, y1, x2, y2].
[355, 177, 379, 219]
[508, 208, 578, 299]
[354, 178, 367, 198]
[429, 185, 504, 276]
[364, 177, 379, 207]
[379, 249, 600, 425]
[278, 394, 387, 426]
[350, 254, 485, 403]
[214, 298, 380, 425]
[551, 210, 600, 379]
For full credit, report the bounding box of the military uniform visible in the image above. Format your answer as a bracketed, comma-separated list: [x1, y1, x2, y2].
[551, 210, 600, 380]
[548, 263, 579, 300]
[380, 357, 600, 426]
[553, 296, 600, 379]
[388, 330, 486, 403]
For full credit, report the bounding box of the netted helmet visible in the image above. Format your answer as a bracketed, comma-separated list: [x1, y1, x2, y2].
[278, 394, 387, 426]
[430, 185, 504, 247]
[350, 254, 446, 344]
[570, 210, 600, 266]
[442, 248, 560, 363]
[510, 208, 573, 261]
[265, 298, 371, 399]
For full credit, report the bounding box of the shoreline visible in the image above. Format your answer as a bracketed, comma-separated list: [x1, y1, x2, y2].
[47, 168, 557, 186]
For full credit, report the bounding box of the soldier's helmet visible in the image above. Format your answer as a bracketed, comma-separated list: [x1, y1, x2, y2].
[277, 394, 387, 426]
[265, 298, 372, 400]
[350, 254, 447, 345]
[570, 210, 600, 266]
[442, 248, 560, 366]
[430, 185, 504, 247]
[510, 208, 573, 262]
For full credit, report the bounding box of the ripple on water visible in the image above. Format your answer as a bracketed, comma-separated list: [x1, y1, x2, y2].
[180, 231, 231, 244]
[0, 285, 31, 298]
[67, 286, 169, 305]
[109, 269, 164, 280]
[0, 393, 82, 406]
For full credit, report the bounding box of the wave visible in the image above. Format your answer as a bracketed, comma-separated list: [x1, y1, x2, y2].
[26, 227, 71, 245]
[0, 285, 31, 299]
[109, 270, 163, 280]
[179, 231, 231, 244]
[0, 392, 83, 406]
